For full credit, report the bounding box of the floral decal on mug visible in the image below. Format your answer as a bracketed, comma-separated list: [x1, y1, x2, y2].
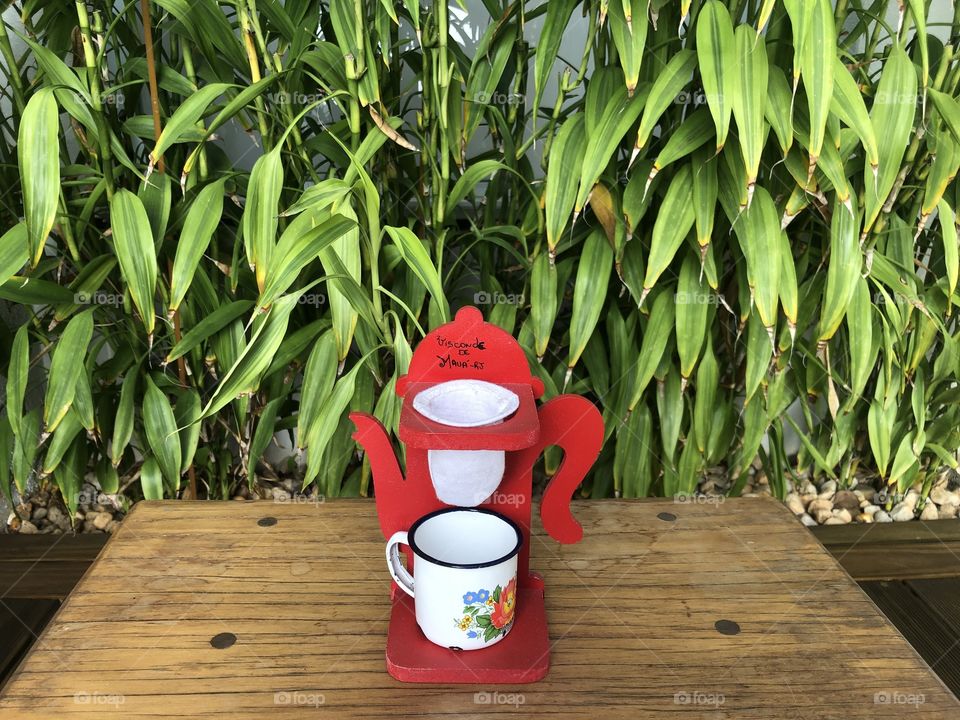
[455, 577, 517, 642]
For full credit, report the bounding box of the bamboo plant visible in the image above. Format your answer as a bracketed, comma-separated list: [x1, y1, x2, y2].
[1, 1, 959, 517]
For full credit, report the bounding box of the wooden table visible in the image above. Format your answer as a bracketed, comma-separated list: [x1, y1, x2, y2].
[1, 497, 957, 718]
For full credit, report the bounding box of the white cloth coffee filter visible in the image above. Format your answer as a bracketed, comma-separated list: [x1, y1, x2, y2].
[428, 449, 505, 507]
[413, 379, 519, 428]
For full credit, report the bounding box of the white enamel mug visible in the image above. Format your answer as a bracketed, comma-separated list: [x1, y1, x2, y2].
[386, 508, 522, 650]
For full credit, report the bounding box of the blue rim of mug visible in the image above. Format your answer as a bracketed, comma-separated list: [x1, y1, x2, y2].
[407, 507, 523, 569]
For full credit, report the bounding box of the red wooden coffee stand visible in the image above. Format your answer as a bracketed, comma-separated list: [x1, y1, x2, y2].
[350, 306, 604, 683]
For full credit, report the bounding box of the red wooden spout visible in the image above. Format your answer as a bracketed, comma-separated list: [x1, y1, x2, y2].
[349, 412, 409, 536]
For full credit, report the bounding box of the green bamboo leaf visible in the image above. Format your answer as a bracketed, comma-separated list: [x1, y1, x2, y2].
[628, 289, 675, 411]
[939, 200, 958, 300]
[783, 0, 814, 89]
[446, 160, 505, 217]
[694, 337, 718, 453]
[143, 376, 182, 491]
[111, 369, 137, 467]
[140, 456, 164, 500]
[262, 212, 356, 311]
[182, 76, 283, 177]
[168, 179, 227, 314]
[695, 0, 735, 151]
[864, 43, 917, 237]
[577, 87, 647, 213]
[42, 409, 83, 476]
[149, 83, 232, 169]
[675, 252, 709, 379]
[677, 427, 701, 495]
[904, 0, 928, 91]
[930, 89, 960, 146]
[201, 293, 300, 418]
[778, 229, 799, 335]
[244, 147, 284, 292]
[643, 165, 695, 299]
[533, 0, 578, 118]
[43, 310, 94, 433]
[650, 107, 713, 182]
[166, 300, 255, 363]
[0, 223, 28, 286]
[615, 404, 653, 497]
[304, 364, 362, 486]
[385, 226, 450, 323]
[545, 113, 586, 252]
[633, 50, 695, 152]
[744, 310, 772, 403]
[298, 331, 337, 449]
[785, 413, 837, 479]
[18, 88, 60, 267]
[248, 396, 283, 480]
[138, 173, 172, 249]
[765, 66, 794, 156]
[691, 149, 718, 249]
[921, 131, 960, 226]
[609, 0, 647, 96]
[658, 368, 683, 465]
[818, 194, 861, 341]
[12, 409, 40, 493]
[567, 229, 613, 373]
[174, 389, 202, 474]
[889, 432, 919, 492]
[110, 190, 158, 335]
[530, 252, 558, 361]
[731, 25, 768, 205]
[0, 419, 11, 507]
[735, 187, 782, 330]
[846, 277, 874, 404]
[6, 324, 28, 439]
[320, 206, 361, 361]
[801, 0, 835, 178]
[831, 56, 879, 174]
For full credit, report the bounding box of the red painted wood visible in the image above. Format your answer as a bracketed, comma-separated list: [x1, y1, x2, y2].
[385, 587, 550, 684]
[349, 305, 603, 683]
[395, 306, 545, 397]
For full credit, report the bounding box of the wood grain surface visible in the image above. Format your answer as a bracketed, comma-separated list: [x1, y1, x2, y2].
[0, 497, 956, 718]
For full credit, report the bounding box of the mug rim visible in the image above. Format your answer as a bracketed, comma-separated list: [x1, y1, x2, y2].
[407, 507, 523, 570]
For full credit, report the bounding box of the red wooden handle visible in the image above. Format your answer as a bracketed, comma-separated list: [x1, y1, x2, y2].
[538, 395, 605, 544]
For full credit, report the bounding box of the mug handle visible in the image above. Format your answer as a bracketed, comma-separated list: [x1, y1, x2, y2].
[386, 531, 415, 597]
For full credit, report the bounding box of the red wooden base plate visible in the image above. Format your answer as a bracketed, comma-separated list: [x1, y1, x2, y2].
[385, 587, 550, 684]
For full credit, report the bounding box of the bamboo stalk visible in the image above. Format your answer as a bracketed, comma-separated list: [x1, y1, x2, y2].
[75, 1, 115, 199]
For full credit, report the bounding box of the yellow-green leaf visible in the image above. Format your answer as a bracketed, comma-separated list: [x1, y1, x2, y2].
[110, 190, 158, 335]
[18, 88, 60, 267]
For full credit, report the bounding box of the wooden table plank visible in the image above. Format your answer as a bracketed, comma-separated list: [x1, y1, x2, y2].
[0, 497, 956, 718]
